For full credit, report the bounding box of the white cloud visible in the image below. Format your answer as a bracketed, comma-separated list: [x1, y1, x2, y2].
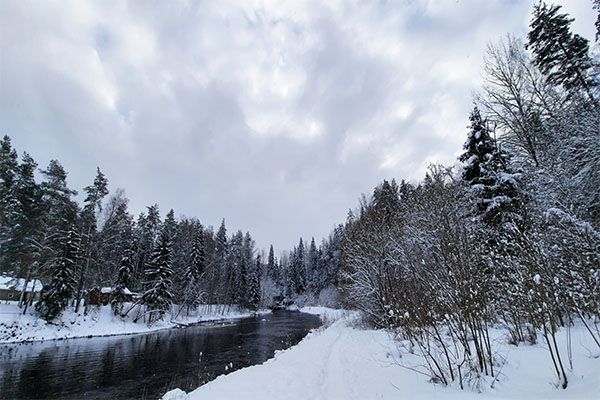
[1, 0, 596, 249]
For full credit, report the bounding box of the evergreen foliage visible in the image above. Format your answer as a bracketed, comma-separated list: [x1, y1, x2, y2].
[142, 231, 174, 323]
[35, 227, 80, 320]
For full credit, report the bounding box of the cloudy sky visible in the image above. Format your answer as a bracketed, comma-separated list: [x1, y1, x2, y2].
[0, 0, 596, 251]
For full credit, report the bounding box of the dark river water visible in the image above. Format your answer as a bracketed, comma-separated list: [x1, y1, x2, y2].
[0, 310, 321, 400]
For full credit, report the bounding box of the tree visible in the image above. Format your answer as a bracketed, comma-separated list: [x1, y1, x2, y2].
[212, 219, 228, 303]
[266, 244, 278, 283]
[478, 36, 557, 169]
[306, 238, 319, 293]
[97, 191, 134, 284]
[133, 204, 161, 288]
[112, 248, 133, 315]
[247, 255, 261, 310]
[594, 0, 600, 42]
[141, 231, 174, 323]
[528, 1, 598, 103]
[35, 226, 80, 321]
[40, 160, 78, 235]
[162, 209, 177, 241]
[0, 135, 20, 271]
[181, 227, 206, 312]
[290, 238, 306, 294]
[75, 167, 109, 313]
[459, 106, 525, 229]
[13, 153, 43, 309]
[227, 230, 245, 305]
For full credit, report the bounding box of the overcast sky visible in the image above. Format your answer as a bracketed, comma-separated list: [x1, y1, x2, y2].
[0, 0, 596, 251]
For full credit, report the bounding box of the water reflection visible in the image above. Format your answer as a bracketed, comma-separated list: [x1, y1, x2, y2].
[0, 310, 321, 399]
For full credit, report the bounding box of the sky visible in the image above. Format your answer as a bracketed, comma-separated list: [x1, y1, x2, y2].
[0, 0, 596, 251]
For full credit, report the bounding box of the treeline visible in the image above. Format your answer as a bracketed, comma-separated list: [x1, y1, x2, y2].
[0, 141, 341, 323]
[316, 1, 598, 390]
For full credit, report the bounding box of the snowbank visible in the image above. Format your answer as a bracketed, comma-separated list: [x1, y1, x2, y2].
[162, 313, 600, 400]
[0, 302, 269, 344]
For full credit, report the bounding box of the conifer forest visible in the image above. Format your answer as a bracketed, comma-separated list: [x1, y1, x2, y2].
[0, 1, 599, 399]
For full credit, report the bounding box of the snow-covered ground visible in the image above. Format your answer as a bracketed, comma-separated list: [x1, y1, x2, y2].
[0, 302, 269, 344]
[163, 308, 600, 400]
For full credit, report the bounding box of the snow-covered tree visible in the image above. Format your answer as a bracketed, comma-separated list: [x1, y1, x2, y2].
[528, 1, 598, 103]
[36, 226, 80, 320]
[75, 167, 109, 312]
[247, 255, 261, 310]
[181, 227, 206, 312]
[112, 248, 133, 315]
[141, 231, 174, 323]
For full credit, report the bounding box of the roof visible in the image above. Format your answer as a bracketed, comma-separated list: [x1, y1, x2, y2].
[0, 276, 43, 292]
[100, 287, 133, 295]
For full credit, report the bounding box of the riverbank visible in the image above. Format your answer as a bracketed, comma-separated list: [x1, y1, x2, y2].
[0, 302, 270, 344]
[163, 308, 600, 400]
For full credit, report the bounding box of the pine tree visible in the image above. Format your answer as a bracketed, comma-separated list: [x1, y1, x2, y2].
[75, 167, 109, 312]
[35, 227, 80, 320]
[528, 1, 598, 103]
[0, 135, 19, 220]
[182, 228, 206, 312]
[40, 160, 78, 235]
[145, 204, 161, 245]
[190, 228, 206, 281]
[141, 231, 174, 323]
[0, 136, 22, 271]
[229, 230, 246, 306]
[307, 237, 319, 293]
[162, 209, 177, 241]
[98, 193, 134, 284]
[133, 204, 161, 288]
[215, 219, 228, 257]
[13, 153, 43, 307]
[290, 238, 306, 294]
[247, 255, 261, 310]
[267, 244, 278, 283]
[112, 248, 133, 315]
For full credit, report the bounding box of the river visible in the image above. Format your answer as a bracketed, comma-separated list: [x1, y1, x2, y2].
[0, 310, 322, 399]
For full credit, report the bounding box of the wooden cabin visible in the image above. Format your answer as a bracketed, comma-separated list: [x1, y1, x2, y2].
[0, 276, 43, 302]
[88, 287, 134, 305]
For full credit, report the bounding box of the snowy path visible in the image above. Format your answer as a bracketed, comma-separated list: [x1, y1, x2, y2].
[164, 309, 600, 400]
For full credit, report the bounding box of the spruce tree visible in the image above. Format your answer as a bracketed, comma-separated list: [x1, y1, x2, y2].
[307, 237, 319, 293]
[162, 209, 177, 241]
[247, 255, 261, 310]
[142, 230, 174, 323]
[36, 227, 80, 320]
[290, 238, 306, 294]
[459, 107, 524, 229]
[112, 249, 133, 315]
[528, 1, 598, 102]
[182, 228, 206, 312]
[267, 244, 278, 284]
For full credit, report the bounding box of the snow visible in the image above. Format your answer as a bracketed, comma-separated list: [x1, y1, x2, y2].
[0, 276, 43, 292]
[163, 309, 600, 400]
[99, 287, 133, 295]
[0, 302, 270, 344]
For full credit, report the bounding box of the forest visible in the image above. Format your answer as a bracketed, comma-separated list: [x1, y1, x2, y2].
[1, 0, 599, 392]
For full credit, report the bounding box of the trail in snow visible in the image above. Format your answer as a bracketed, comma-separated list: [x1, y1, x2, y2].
[163, 308, 600, 400]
